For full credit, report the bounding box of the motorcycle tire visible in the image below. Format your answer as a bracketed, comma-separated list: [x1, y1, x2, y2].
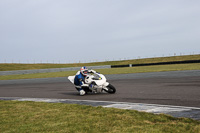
[105, 84, 116, 94]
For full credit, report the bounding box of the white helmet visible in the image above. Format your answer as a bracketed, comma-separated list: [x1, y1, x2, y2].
[80, 66, 88, 76]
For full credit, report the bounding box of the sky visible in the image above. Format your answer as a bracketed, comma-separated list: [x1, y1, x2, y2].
[0, 0, 200, 63]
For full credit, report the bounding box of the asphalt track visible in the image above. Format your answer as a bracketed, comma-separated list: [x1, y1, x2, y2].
[0, 70, 199, 107]
[0, 70, 200, 120]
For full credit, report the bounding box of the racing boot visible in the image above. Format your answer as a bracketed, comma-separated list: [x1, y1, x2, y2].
[79, 89, 86, 96]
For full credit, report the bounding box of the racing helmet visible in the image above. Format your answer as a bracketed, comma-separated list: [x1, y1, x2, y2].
[80, 66, 88, 76]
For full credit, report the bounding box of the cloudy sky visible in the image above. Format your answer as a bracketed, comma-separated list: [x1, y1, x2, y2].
[0, 0, 200, 63]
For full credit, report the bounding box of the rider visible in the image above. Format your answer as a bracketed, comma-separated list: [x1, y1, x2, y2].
[74, 66, 96, 96]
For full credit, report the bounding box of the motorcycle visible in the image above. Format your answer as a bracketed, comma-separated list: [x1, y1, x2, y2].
[68, 70, 116, 94]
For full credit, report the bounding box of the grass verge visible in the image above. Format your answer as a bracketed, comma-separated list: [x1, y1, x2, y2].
[0, 54, 200, 71]
[0, 100, 200, 133]
[0, 63, 200, 80]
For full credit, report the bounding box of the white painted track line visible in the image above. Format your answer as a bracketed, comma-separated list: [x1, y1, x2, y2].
[1, 97, 200, 120]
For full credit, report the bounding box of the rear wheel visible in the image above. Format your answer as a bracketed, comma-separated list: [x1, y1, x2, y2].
[104, 84, 116, 94]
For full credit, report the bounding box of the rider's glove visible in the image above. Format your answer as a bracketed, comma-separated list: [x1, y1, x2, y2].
[88, 70, 96, 73]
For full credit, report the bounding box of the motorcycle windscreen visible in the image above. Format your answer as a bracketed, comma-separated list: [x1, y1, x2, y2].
[92, 74, 102, 80]
[94, 74, 107, 86]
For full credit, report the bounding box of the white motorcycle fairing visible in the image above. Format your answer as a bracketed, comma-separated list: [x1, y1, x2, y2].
[85, 73, 109, 88]
[68, 76, 75, 84]
[68, 71, 116, 94]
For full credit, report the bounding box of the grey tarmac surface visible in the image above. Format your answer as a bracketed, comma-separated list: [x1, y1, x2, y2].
[0, 70, 200, 120]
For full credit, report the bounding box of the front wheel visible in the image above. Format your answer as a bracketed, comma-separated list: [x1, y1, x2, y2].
[104, 84, 116, 94]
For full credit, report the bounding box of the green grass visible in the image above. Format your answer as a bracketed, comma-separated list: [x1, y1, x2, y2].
[0, 100, 200, 133]
[0, 54, 200, 71]
[0, 63, 200, 80]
